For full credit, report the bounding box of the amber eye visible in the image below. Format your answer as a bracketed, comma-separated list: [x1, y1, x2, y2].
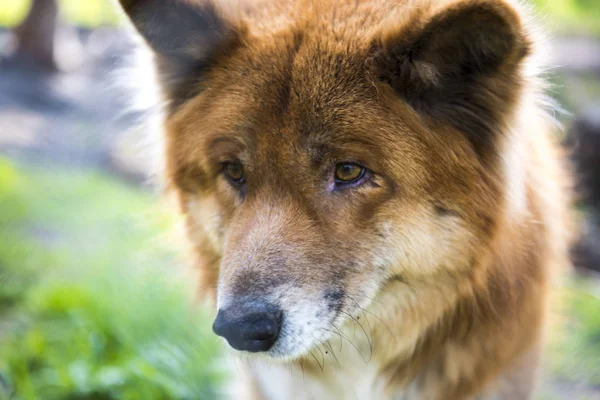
[334, 163, 366, 184]
[223, 162, 245, 185]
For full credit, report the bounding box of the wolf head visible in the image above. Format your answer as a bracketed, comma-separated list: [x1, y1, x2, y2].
[118, 0, 531, 359]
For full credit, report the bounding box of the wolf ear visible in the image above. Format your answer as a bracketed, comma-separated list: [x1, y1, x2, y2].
[371, 0, 530, 156]
[118, 0, 244, 108]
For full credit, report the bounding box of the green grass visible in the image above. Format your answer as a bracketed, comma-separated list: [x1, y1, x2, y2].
[0, 158, 224, 400]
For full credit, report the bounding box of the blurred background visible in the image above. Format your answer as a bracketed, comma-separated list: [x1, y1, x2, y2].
[0, 0, 598, 399]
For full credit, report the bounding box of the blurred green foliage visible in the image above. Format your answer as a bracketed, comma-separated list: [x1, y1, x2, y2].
[0, 158, 224, 399]
[0, 0, 120, 28]
[548, 280, 600, 386]
[0, 0, 599, 32]
[532, 0, 600, 34]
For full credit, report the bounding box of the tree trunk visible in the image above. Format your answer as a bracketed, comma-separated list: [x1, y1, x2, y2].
[14, 0, 59, 71]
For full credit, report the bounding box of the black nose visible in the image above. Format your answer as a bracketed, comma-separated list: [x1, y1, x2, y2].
[212, 300, 283, 353]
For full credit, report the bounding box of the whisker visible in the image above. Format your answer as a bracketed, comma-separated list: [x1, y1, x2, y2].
[299, 358, 305, 381]
[324, 339, 340, 367]
[343, 294, 398, 344]
[330, 323, 344, 352]
[342, 295, 375, 343]
[338, 308, 373, 362]
[315, 344, 327, 371]
[325, 325, 369, 364]
[309, 350, 324, 372]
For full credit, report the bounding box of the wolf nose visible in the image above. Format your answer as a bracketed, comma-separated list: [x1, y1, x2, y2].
[212, 300, 283, 352]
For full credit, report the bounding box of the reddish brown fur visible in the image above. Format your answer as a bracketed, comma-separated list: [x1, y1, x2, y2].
[119, 0, 573, 399]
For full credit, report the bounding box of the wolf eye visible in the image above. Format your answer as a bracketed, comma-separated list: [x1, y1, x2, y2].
[334, 163, 366, 185]
[223, 162, 245, 185]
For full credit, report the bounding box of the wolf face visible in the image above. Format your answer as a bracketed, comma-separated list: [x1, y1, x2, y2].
[118, 0, 532, 360]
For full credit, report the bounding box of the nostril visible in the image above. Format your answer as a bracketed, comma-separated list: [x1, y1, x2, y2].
[212, 303, 283, 353]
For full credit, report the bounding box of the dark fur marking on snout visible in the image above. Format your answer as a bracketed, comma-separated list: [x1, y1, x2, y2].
[324, 288, 345, 314]
[231, 264, 291, 298]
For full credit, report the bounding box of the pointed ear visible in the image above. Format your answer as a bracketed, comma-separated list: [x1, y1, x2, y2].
[371, 0, 530, 156]
[118, 0, 245, 109]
